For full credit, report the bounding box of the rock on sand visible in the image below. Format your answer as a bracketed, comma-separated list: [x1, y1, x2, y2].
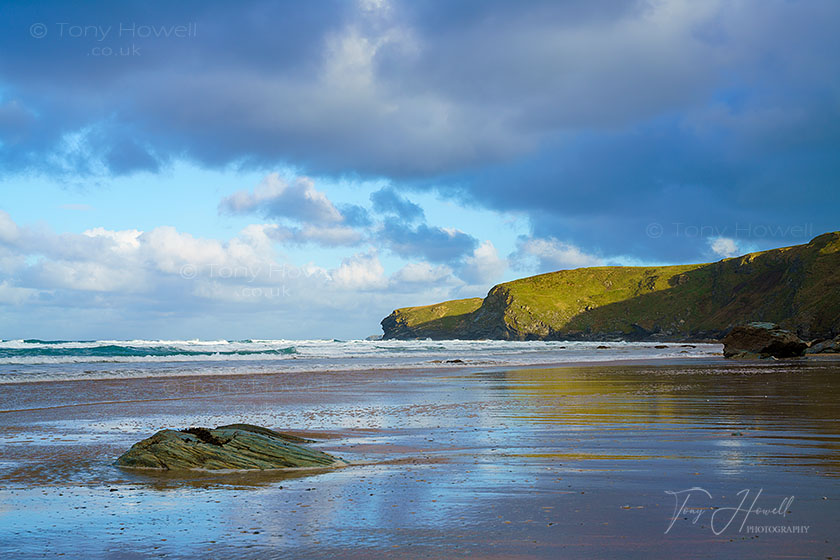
[722, 322, 807, 359]
[115, 423, 347, 470]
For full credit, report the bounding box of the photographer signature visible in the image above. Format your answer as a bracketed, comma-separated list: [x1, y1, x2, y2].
[664, 487, 794, 535]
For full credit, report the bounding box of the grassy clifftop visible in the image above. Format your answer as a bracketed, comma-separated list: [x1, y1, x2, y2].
[381, 231, 840, 341]
[380, 297, 483, 339]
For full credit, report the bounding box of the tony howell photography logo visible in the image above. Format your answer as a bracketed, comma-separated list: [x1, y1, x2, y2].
[664, 487, 807, 536]
[646, 222, 815, 240]
[29, 21, 198, 58]
[30, 21, 198, 40]
[177, 262, 321, 300]
[178, 263, 309, 282]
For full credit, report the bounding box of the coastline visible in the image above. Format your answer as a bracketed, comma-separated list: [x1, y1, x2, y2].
[1, 352, 725, 386]
[0, 339, 725, 385]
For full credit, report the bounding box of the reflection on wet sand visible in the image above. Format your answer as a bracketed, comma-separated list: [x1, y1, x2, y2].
[491, 363, 840, 475]
[0, 359, 838, 558]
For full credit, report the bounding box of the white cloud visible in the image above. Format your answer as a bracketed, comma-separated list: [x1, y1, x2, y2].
[709, 236, 740, 258]
[331, 250, 387, 290]
[0, 212, 506, 338]
[0, 280, 36, 305]
[0, 210, 20, 244]
[83, 227, 142, 253]
[512, 236, 602, 272]
[392, 261, 453, 284]
[30, 259, 143, 293]
[358, 0, 392, 16]
[141, 226, 234, 275]
[236, 223, 280, 253]
[459, 240, 507, 284]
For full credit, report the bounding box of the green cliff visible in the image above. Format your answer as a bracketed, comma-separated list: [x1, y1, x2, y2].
[381, 231, 840, 341]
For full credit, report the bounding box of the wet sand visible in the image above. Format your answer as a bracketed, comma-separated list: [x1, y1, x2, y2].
[1, 358, 838, 558]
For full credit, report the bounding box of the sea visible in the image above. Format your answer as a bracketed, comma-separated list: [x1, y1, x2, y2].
[0, 338, 722, 383]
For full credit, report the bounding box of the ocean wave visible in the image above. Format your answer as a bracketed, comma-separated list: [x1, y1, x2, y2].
[0, 345, 297, 360]
[0, 338, 723, 382]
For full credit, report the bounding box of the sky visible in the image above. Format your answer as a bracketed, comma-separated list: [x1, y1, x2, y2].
[0, 0, 838, 340]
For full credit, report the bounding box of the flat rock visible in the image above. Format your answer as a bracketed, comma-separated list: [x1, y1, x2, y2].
[722, 322, 807, 359]
[115, 424, 347, 470]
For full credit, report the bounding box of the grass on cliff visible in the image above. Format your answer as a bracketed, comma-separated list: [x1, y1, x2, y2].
[500, 264, 704, 328]
[499, 232, 839, 336]
[388, 232, 840, 339]
[391, 298, 484, 334]
[393, 298, 483, 322]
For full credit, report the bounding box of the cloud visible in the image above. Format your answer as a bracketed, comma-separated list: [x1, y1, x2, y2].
[140, 226, 241, 276]
[0, 210, 19, 243]
[379, 219, 478, 264]
[0, 214, 278, 294]
[101, 137, 160, 175]
[330, 250, 387, 290]
[221, 174, 344, 225]
[83, 227, 142, 251]
[370, 187, 424, 222]
[337, 203, 372, 227]
[219, 174, 370, 247]
[7, 0, 833, 181]
[266, 224, 363, 247]
[0, 280, 36, 305]
[0, 99, 36, 146]
[458, 240, 507, 284]
[511, 236, 602, 273]
[25, 258, 144, 293]
[0, 0, 837, 266]
[0, 212, 494, 338]
[708, 236, 739, 258]
[391, 261, 453, 285]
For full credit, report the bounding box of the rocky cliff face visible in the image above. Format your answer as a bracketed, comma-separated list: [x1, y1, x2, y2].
[381, 232, 840, 341]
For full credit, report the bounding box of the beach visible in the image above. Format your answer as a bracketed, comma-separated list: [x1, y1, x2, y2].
[4, 1, 838, 557]
[1, 357, 838, 559]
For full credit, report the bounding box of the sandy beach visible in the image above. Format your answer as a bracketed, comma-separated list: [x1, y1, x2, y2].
[1, 358, 838, 559]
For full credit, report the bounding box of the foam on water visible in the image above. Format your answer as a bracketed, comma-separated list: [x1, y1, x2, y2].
[0, 338, 723, 383]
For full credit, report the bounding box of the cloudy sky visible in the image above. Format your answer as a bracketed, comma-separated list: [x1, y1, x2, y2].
[1, 0, 838, 339]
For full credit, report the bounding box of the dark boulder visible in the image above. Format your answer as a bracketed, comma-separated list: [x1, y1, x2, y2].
[115, 423, 347, 470]
[722, 322, 807, 359]
[806, 335, 840, 354]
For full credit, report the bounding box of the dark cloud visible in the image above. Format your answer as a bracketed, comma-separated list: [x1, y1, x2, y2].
[337, 204, 372, 228]
[1, 0, 838, 262]
[435, 108, 840, 261]
[0, 0, 352, 175]
[101, 138, 161, 175]
[370, 187, 424, 222]
[379, 219, 477, 264]
[0, 100, 36, 146]
[0, 0, 735, 177]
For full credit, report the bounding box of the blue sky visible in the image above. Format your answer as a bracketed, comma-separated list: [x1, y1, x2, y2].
[0, 0, 838, 339]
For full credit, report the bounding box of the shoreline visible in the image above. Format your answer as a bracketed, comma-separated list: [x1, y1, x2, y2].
[0, 339, 724, 385]
[5, 348, 840, 392]
[7, 353, 840, 415]
[0, 349, 726, 387]
[0, 356, 717, 415]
